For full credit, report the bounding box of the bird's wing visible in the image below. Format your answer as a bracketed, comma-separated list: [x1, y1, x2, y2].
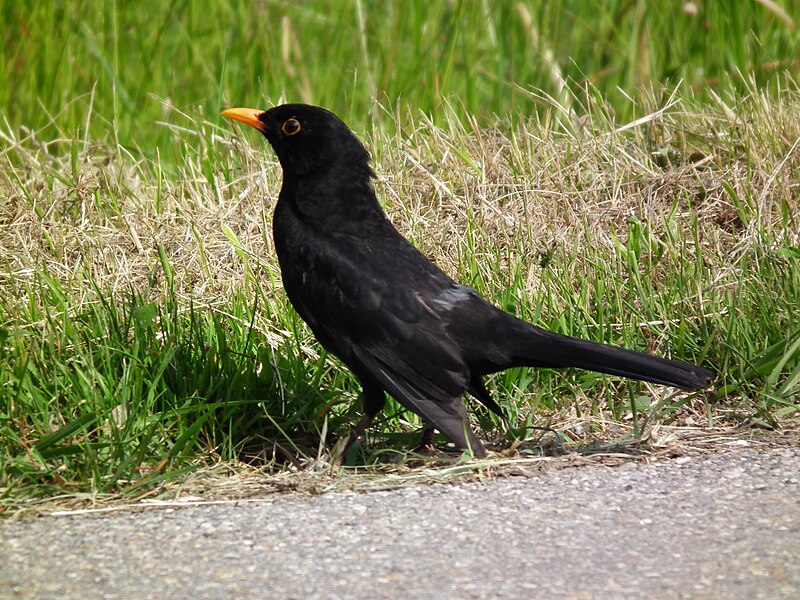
[286, 234, 484, 453]
[351, 343, 485, 456]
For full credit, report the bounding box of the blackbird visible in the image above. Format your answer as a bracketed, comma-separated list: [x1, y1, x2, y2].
[222, 104, 713, 458]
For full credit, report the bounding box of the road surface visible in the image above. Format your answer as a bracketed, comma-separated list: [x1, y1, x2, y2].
[2, 447, 798, 599]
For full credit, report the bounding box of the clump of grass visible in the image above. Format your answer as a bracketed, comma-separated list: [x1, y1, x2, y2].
[1, 82, 799, 510]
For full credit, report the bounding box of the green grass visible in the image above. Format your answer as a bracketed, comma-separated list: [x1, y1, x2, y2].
[2, 1, 798, 164]
[1, 1, 799, 511]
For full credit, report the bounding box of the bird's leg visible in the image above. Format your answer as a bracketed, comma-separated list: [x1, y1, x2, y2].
[333, 412, 378, 462]
[413, 424, 436, 453]
[331, 383, 385, 463]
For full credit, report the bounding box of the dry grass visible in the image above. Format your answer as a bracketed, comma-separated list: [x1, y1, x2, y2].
[8, 425, 796, 520]
[4, 87, 798, 308]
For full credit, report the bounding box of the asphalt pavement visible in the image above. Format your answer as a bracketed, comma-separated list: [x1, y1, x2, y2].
[2, 447, 798, 599]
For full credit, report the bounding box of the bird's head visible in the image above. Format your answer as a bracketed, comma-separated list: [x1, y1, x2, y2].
[222, 103, 372, 178]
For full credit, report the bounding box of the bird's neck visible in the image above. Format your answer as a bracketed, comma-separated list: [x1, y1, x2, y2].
[279, 168, 387, 231]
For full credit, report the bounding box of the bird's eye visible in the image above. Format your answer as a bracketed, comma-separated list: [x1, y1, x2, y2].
[281, 118, 301, 136]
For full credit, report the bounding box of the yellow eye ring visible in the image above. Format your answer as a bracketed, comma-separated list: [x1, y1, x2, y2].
[281, 118, 301, 136]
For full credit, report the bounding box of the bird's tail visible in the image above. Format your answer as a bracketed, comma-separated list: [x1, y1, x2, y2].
[511, 327, 713, 391]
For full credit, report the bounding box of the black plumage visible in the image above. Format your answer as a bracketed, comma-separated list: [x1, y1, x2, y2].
[222, 104, 714, 457]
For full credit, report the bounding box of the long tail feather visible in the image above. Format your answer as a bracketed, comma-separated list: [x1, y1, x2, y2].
[515, 329, 713, 391]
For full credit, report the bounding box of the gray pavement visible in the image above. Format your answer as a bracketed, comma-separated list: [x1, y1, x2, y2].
[2, 447, 799, 599]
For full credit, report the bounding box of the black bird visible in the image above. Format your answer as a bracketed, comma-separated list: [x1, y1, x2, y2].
[222, 104, 714, 458]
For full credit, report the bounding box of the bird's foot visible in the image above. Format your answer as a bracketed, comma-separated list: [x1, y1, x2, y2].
[330, 431, 358, 465]
[411, 424, 437, 454]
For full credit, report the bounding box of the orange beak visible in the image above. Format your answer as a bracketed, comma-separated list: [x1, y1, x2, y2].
[221, 107, 267, 132]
